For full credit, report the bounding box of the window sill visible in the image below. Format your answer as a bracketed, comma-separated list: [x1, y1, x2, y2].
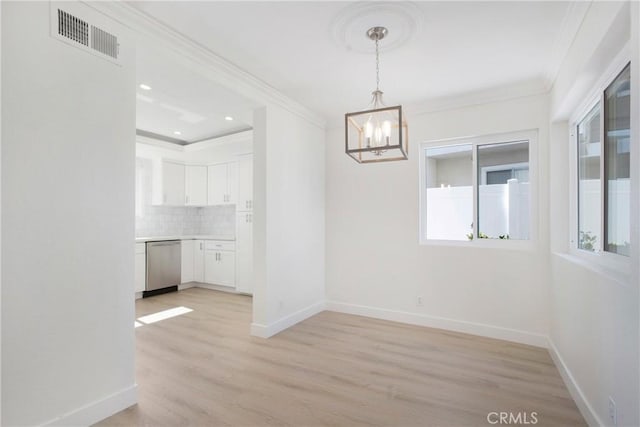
[553, 251, 631, 286]
[420, 238, 536, 251]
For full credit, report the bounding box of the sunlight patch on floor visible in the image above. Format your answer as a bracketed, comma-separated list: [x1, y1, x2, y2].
[137, 306, 193, 325]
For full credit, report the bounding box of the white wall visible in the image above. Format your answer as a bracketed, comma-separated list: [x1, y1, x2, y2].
[2, 2, 136, 425]
[0, 1, 3, 422]
[548, 2, 639, 426]
[326, 93, 550, 346]
[251, 104, 325, 337]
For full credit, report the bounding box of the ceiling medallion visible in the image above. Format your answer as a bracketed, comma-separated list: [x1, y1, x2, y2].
[330, 2, 423, 54]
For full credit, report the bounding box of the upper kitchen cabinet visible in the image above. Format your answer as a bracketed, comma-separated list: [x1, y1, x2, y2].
[185, 165, 208, 206]
[162, 161, 185, 206]
[237, 154, 253, 211]
[208, 162, 237, 206]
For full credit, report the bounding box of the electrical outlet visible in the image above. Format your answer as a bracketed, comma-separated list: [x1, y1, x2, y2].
[416, 296, 424, 307]
[608, 396, 617, 426]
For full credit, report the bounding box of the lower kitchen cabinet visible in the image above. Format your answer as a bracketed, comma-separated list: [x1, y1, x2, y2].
[204, 241, 235, 287]
[193, 240, 205, 283]
[181, 240, 195, 283]
[235, 212, 253, 294]
[135, 243, 146, 294]
[168, 238, 237, 287]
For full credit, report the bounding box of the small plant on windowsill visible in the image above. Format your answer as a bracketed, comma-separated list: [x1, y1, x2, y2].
[466, 224, 489, 241]
[499, 234, 510, 240]
[579, 231, 597, 251]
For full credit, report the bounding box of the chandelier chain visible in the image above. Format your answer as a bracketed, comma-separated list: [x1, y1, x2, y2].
[375, 37, 380, 92]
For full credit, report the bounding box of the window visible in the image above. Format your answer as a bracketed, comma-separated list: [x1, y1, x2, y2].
[575, 63, 630, 256]
[577, 104, 601, 251]
[604, 65, 630, 256]
[420, 131, 535, 244]
[424, 144, 473, 241]
[477, 141, 530, 240]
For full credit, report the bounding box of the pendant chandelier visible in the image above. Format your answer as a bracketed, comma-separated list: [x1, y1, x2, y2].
[345, 26, 408, 163]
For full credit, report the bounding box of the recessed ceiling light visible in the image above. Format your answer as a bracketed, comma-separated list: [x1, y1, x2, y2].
[139, 84, 152, 91]
[173, 131, 182, 135]
[224, 116, 234, 121]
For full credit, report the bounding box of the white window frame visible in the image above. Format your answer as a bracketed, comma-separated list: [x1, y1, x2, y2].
[419, 129, 538, 250]
[568, 46, 631, 275]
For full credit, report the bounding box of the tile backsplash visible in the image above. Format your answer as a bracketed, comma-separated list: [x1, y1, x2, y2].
[135, 157, 236, 238]
[135, 205, 236, 238]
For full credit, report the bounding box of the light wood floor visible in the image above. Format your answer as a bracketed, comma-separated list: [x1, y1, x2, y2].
[97, 288, 585, 426]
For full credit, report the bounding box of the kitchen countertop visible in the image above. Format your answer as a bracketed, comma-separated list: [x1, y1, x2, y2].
[135, 235, 235, 243]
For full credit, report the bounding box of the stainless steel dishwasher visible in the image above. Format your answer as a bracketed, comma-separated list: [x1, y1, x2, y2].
[145, 240, 181, 297]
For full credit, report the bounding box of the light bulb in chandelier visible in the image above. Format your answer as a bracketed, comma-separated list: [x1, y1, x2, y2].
[382, 120, 391, 144]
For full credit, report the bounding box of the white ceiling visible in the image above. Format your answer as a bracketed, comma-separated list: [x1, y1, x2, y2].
[130, 1, 579, 124]
[136, 42, 258, 143]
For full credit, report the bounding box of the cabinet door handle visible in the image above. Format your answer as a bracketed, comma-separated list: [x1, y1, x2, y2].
[249, 200, 252, 209]
[200, 242, 203, 250]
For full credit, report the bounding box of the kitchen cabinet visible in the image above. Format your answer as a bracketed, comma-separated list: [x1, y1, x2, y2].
[235, 212, 253, 294]
[193, 240, 205, 283]
[204, 241, 235, 287]
[185, 165, 208, 206]
[135, 243, 146, 294]
[235, 154, 253, 294]
[162, 161, 185, 205]
[237, 154, 253, 211]
[181, 240, 195, 283]
[208, 162, 237, 206]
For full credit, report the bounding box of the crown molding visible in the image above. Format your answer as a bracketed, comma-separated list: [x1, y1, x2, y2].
[86, 1, 326, 130]
[405, 78, 548, 118]
[136, 135, 184, 151]
[184, 130, 253, 153]
[542, 1, 593, 92]
[137, 130, 253, 153]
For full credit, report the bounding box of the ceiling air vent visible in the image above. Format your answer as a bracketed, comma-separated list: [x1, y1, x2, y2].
[51, 5, 121, 66]
[91, 25, 118, 60]
[57, 9, 89, 47]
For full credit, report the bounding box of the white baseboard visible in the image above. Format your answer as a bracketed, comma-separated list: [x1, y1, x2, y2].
[43, 384, 137, 426]
[193, 283, 243, 295]
[547, 339, 602, 427]
[251, 300, 325, 338]
[325, 301, 548, 348]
